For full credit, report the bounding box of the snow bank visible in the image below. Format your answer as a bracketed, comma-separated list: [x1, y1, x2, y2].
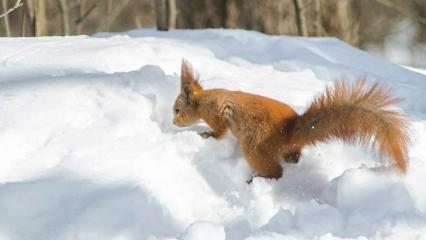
[182, 221, 225, 240]
[0, 29, 425, 240]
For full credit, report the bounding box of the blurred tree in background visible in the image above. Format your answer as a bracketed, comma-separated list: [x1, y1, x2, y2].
[1, 0, 425, 66]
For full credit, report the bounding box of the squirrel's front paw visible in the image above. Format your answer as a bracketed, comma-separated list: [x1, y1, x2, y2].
[198, 131, 214, 139]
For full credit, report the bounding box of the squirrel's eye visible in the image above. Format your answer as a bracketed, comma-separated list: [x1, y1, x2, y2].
[175, 108, 180, 114]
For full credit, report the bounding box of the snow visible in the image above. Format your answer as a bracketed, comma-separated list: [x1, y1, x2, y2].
[0, 29, 425, 240]
[182, 221, 225, 240]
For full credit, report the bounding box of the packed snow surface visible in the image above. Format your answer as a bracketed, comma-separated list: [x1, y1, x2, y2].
[0, 29, 426, 240]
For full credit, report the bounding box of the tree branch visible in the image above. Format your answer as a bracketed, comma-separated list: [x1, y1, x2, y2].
[0, 0, 23, 19]
[75, 0, 99, 25]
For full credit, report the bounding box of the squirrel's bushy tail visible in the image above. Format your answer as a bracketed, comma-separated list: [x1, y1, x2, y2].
[291, 79, 409, 172]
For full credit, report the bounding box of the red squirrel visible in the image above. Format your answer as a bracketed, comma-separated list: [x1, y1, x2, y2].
[172, 60, 409, 179]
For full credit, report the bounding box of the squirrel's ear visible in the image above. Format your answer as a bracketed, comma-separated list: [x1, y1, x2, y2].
[180, 59, 202, 106]
[183, 83, 198, 106]
[181, 59, 193, 90]
[181, 59, 203, 92]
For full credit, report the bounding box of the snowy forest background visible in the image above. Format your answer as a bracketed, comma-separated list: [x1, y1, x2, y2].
[1, 0, 426, 68]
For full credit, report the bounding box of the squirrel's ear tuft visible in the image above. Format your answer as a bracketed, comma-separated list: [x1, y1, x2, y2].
[181, 59, 193, 89]
[181, 59, 203, 93]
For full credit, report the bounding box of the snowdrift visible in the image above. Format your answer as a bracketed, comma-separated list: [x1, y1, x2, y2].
[0, 29, 425, 240]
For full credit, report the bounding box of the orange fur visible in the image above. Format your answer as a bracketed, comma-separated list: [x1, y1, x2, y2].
[173, 60, 410, 179]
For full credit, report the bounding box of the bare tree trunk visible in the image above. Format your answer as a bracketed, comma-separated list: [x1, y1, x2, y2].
[20, 2, 25, 36]
[132, 1, 141, 29]
[313, 0, 322, 36]
[34, 0, 47, 36]
[106, 0, 130, 28]
[337, 0, 359, 46]
[2, 0, 11, 36]
[169, 0, 177, 29]
[76, 0, 85, 34]
[24, 0, 34, 36]
[105, 0, 112, 31]
[134, 12, 142, 29]
[225, 0, 239, 29]
[58, 0, 70, 35]
[248, 0, 257, 30]
[293, 0, 308, 36]
[156, 0, 169, 31]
